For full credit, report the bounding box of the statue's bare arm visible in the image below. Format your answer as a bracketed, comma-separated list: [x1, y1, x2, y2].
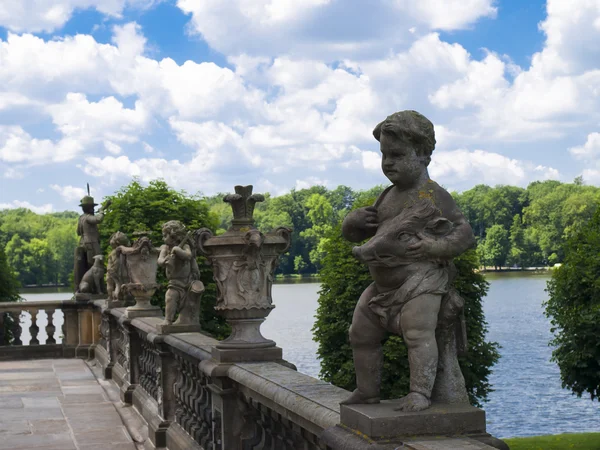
[172, 244, 192, 260]
[342, 192, 385, 242]
[157, 245, 170, 266]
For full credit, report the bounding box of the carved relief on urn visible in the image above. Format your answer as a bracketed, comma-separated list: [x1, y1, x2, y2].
[197, 185, 291, 351]
[119, 232, 162, 319]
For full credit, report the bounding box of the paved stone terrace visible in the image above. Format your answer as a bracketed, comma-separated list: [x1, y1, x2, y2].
[0, 359, 141, 450]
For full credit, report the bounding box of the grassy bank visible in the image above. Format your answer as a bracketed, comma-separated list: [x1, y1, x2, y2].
[504, 432, 600, 449]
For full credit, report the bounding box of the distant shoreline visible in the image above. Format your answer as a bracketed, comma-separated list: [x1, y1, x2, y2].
[477, 267, 552, 273]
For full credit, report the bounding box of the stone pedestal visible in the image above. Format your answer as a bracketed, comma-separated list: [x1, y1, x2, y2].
[74, 293, 105, 302]
[107, 300, 128, 309]
[214, 307, 276, 349]
[341, 402, 486, 439]
[320, 401, 509, 450]
[125, 304, 163, 319]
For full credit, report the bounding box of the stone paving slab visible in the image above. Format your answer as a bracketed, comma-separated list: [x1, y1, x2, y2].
[0, 358, 136, 449]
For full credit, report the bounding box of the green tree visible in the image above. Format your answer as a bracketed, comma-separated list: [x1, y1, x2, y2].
[300, 193, 336, 270]
[260, 187, 328, 275]
[4, 235, 54, 285]
[479, 224, 510, 270]
[523, 180, 579, 264]
[253, 193, 293, 233]
[454, 185, 492, 239]
[99, 179, 227, 338]
[0, 243, 20, 302]
[545, 205, 600, 401]
[508, 214, 525, 268]
[313, 210, 499, 406]
[204, 195, 233, 235]
[46, 221, 78, 285]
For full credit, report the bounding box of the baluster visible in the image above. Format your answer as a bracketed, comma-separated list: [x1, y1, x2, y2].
[45, 308, 56, 344]
[29, 310, 39, 345]
[10, 311, 22, 345]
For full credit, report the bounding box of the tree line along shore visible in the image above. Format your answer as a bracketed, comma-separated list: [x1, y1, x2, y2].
[1, 177, 597, 288]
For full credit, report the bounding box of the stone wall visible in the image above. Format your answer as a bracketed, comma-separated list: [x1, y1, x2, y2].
[90, 301, 504, 450]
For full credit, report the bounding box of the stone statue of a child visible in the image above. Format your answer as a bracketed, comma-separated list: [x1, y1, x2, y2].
[106, 231, 130, 303]
[341, 110, 475, 412]
[158, 221, 204, 327]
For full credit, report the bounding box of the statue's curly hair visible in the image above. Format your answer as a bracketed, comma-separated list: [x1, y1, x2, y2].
[162, 220, 187, 241]
[109, 231, 130, 247]
[373, 110, 436, 157]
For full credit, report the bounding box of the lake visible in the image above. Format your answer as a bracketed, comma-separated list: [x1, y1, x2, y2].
[18, 274, 600, 438]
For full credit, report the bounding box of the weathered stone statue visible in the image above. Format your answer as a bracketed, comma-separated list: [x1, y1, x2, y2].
[78, 255, 105, 295]
[341, 110, 475, 412]
[106, 231, 131, 306]
[74, 190, 111, 293]
[157, 220, 204, 331]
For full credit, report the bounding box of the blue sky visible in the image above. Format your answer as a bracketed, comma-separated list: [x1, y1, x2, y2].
[0, 0, 599, 213]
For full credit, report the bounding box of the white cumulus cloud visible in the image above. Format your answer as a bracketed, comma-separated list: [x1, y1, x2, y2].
[429, 149, 560, 186]
[0, 0, 160, 33]
[177, 0, 496, 58]
[0, 200, 53, 214]
[50, 184, 87, 202]
[47, 93, 149, 144]
[569, 132, 600, 160]
[0, 126, 82, 164]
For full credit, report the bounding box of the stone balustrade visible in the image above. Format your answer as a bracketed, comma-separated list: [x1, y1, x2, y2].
[88, 300, 503, 450]
[0, 299, 100, 361]
[0, 296, 502, 449]
[93, 302, 345, 450]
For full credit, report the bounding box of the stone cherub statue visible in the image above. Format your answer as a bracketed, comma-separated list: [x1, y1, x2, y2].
[158, 220, 204, 327]
[341, 110, 475, 412]
[106, 231, 131, 304]
[74, 186, 111, 292]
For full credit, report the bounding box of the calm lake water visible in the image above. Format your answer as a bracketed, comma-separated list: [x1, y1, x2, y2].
[19, 274, 600, 438]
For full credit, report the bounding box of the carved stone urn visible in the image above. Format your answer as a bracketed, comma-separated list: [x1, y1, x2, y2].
[197, 185, 291, 360]
[120, 233, 162, 319]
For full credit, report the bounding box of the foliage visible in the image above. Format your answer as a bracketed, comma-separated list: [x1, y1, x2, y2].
[313, 198, 499, 406]
[454, 179, 600, 268]
[453, 249, 500, 404]
[545, 204, 600, 401]
[99, 179, 228, 339]
[478, 224, 509, 269]
[0, 209, 77, 286]
[504, 433, 600, 450]
[0, 243, 20, 302]
[205, 184, 386, 277]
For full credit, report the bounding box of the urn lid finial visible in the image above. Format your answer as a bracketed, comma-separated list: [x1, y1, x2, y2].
[224, 185, 265, 230]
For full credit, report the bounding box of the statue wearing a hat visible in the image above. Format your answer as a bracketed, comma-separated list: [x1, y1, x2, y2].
[74, 185, 112, 293]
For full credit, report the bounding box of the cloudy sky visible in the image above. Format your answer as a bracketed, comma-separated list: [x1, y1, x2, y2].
[0, 0, 599, 213]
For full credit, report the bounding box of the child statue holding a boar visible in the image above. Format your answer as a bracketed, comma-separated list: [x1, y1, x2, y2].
[341, 111, 475, 412]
